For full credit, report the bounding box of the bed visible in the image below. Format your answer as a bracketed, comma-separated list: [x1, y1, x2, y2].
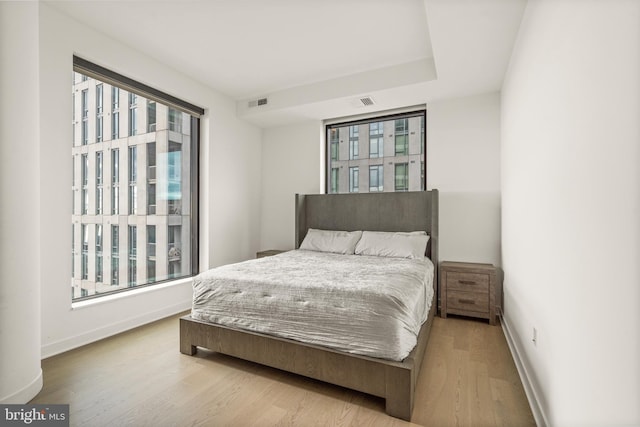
[180, 190, 439, 420]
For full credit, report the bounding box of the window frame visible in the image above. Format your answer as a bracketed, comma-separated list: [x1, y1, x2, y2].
[72, 56, 203, 302]
[324, 108, 426, 194]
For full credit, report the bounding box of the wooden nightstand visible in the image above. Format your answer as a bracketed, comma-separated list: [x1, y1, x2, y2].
[256, 249, 286, 258]
[440, 261, 498, 325]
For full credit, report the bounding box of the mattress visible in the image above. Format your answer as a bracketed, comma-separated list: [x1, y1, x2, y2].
[191, 249, 434, 361]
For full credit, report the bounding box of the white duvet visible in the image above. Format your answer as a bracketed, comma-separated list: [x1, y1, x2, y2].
[191, 249, 434, 361]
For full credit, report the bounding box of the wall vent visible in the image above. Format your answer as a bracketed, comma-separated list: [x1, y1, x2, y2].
[248, 97, 268, 108]
[359, 96, 375, 107]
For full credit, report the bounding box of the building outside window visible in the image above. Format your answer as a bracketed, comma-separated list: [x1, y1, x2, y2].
[369, 122, 384, 158]
[71, 56, 202, 301]
[349, 125, 359, 160]
[395, 162, 409, 191]
[369, 164, 384, 192]
[96, 151, 103, 215]
[128, 92, 137, 136]
[147, 142, 156, 215]
[168, 107, 182, 133]
[128, 225, 137, 287]
[147, 101, 156, 133]
[111, 225, 119, 285]
[147, 225, 156, 283]
[349, 166, 359, 193]
[325, 110, 425, 194]
[81, 224, 88, 280]
[330, 128, 339, 161]
[112, 86, 119, 139]
[96, 224, 103, 283]
[111, 149, 119, 215]
[330, 168, 339, 194]
[96, 84, 103, 142]
[168, 225, 181, 279]
[81, 154, 88, 214]
[395, 118, 408, 155]
[128, 146, 137, 215]
[71, 225, 75, 279]
[167, 142, 181, 215]
[81, 89, 88, 145]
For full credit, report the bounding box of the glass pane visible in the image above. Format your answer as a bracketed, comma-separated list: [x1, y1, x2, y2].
[72, 70, 196, 301]
[327, 112, 424, 194]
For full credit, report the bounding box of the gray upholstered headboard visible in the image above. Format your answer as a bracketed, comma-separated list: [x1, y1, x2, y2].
[294, 190, 439, 284]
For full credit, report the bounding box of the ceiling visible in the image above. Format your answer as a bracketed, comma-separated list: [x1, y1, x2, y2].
[47, 0, 527, 128]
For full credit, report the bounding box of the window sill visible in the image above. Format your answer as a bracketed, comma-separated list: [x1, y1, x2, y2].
[71, 277, 193, 310]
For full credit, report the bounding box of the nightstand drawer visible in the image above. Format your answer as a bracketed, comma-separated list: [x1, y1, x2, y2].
[446, 272, 489, 293]
[447, 290, 489, 313]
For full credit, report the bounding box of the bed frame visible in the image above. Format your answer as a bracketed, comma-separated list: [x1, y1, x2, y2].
[180, 190, 439, 420]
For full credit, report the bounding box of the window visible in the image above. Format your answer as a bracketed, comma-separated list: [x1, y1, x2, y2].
[147, 101, 156, 133]
[112, 86, 119, 139]
[349, 125, 359, 160]
[330, 168, 339, 194]
[349, 166, 359, 193]
[325, 109, 425, 194]
[81, 224, 88, 280]
[81, 89, 88, 145]
[168, 108, 182, 133]
[128, 93, 137, 136]
[168, 142, 181, 215]
[111, 225, 119, 285]
[96, 151, 103, 215]
[147, 142, 156, 215]
[71, 224, 75, 279]
[395, 163, 408, 191]
[329, 129, 339, 161]
[96, 84, 103, 142]
[111, 149, 119, 215]
[369, 122, 384, 158]
[128, 146, 137, 215]
[95, 224, 103, 283]
[147, 225, 156, 283]
[395, 118, 408, 155]
[81, 154, 88, 214]
[72, 56, 202, 301]
[128, 225, 137, 287]
[369, 165, 383, 192]
[168, 225, 181, 279]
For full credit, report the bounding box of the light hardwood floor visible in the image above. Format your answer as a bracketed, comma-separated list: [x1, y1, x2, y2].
[32, 313, 536, 427]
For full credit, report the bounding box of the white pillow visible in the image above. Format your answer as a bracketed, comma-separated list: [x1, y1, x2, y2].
[355, 231, 429, 259]
[299, 229, 363, 255]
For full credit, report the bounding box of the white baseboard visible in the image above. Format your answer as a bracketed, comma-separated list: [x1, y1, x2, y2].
[500, 312, 549, 427]
[41, 300, 190, 359]
[0, 369, 43, 404]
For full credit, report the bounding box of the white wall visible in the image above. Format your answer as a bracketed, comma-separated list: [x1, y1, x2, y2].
[0, 1, 43, 403]
[259, 93, 502, 267]
[36, 3, 262, 358]
[501, 1, 640, 425]
[260, 121, 322, 250]
[427, 92, 501, 266]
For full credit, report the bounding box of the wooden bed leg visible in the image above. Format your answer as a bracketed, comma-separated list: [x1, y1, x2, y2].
[180, 344, 197, 356]
[384, 365, 414, 421]
[179, 316, 197, 355]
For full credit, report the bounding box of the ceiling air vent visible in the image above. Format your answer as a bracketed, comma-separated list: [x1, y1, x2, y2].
[248, 97, 268, 108]
[359, 96, 375, 107]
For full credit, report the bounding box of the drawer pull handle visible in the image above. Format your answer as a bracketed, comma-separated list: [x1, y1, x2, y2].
[458, 280, 477, 285]
[459, 299, 475, 305]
